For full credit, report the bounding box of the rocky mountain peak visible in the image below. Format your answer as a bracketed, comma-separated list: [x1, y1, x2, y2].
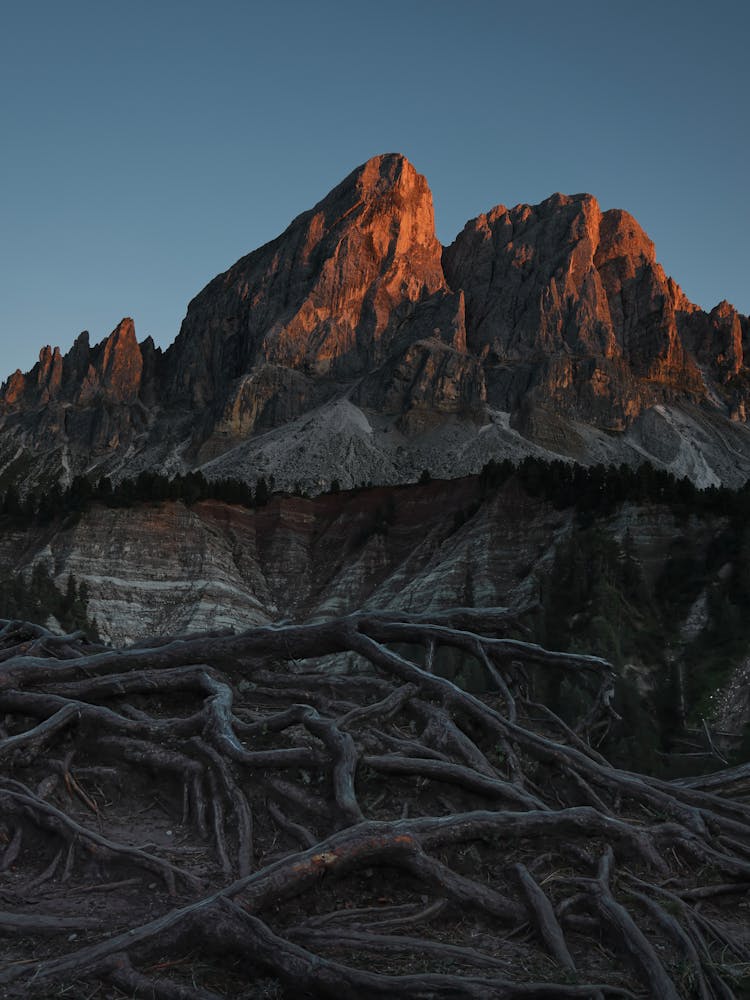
[442, 187, 711, 422]
[682, 298, 745, 381]
[165, 152, 462, 429]
[595, 207, 655, 266]
[96, 317, 143, 403]
[443, 191, 613, 362]
[2, 154, 750, 495]
[341, 152, 424, 203]
[345, 152, 442, 255]
[0, 318, 147, 414]
[70, 317, 145, 406]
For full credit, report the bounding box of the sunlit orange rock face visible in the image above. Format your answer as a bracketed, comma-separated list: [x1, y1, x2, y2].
[0, 319, 146, 412]
[445, 194, 620, 362]
[167, 154, 465, 418]
[442, 193, 714, 426]
[74, 319, 144, 405]
[1, 152, 749, 492]
[0, 319, 159, 469]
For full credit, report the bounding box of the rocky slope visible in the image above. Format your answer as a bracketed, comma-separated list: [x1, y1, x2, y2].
[0, 476, 731, 642]
[5, 472, 750, 754]
[2, 154, 749, 492]
[3, 463, 749, 763]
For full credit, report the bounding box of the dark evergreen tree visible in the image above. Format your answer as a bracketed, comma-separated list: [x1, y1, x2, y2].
[255, 478, 270, 507]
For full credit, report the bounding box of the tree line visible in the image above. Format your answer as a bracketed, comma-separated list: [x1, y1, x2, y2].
[0, 564, 99, 640]
[0, 470, 272, 526]
[1, 457, 749, 531]
[478, 456, 750, 523]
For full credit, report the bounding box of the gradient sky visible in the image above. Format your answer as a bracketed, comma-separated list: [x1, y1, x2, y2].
[1, 0, 747, 378]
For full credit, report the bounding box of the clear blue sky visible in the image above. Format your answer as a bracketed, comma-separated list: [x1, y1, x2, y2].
[1, 0, 747, 377]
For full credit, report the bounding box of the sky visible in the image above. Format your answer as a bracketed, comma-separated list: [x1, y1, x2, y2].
[1, 0, 748, 378]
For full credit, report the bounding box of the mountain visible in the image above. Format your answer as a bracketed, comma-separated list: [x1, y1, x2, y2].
[2, 153, 749, 493]
[4, 156, 750, 1000]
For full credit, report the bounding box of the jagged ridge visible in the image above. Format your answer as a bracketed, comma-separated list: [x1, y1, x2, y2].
[1, 153, 749, 492]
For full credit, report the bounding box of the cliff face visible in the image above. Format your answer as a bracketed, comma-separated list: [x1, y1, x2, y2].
[0, 319, 161, 489]
[441, 194, 712, 430]
[0, 480, 725, 669]
[165, 154, 469, 438]
[1, 153, 749, 493]
[0, 482, 574, 643]
[1, 319, 150, 412]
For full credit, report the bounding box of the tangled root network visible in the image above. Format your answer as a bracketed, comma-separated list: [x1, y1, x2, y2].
[0, 609, 748, 998]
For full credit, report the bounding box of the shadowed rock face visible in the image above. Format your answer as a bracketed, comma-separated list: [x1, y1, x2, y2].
[1, 153, 749, 492]
[682, 300, 746, 380]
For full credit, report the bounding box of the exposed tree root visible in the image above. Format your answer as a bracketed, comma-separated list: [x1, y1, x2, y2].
[0, 610, 748, 998]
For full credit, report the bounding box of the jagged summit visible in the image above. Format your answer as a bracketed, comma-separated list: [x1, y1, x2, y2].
[1, 155, 749, 492]
[316, 152, 431, 216]
[165, 152, 452, 406]
[0, 318, 151, 411]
